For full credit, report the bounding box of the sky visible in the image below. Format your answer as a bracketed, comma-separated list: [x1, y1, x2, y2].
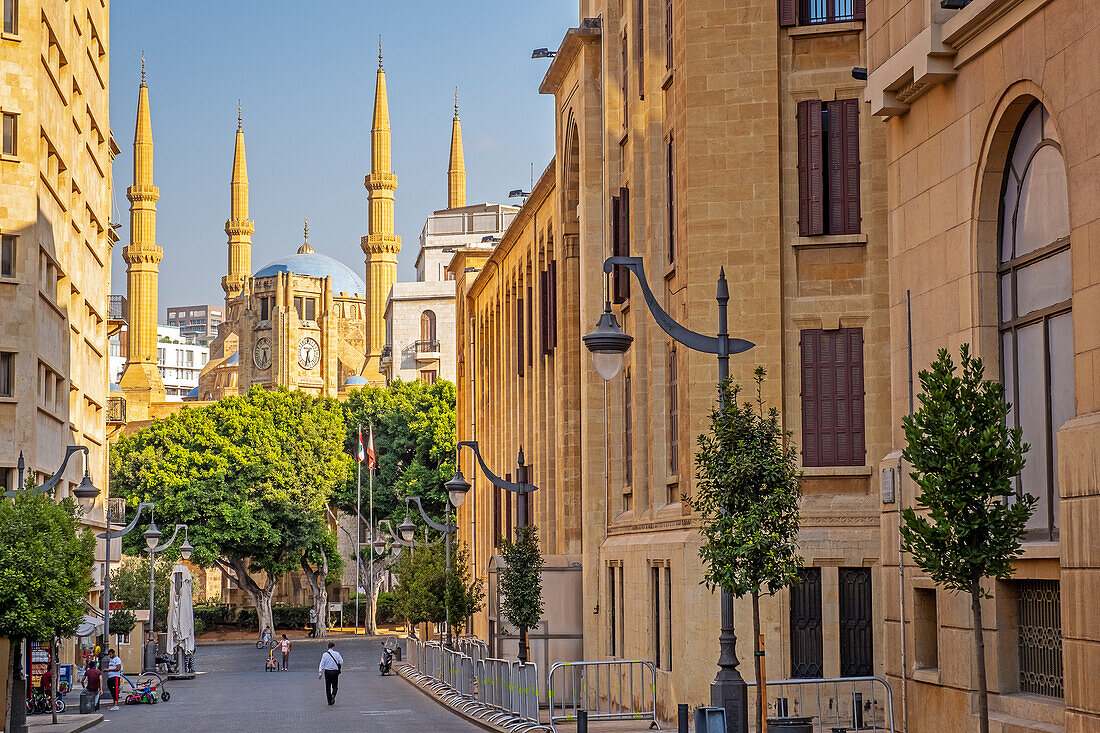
[109, 0, 577, 312]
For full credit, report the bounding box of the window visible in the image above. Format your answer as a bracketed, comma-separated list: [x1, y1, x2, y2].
[293, 296, 304, 321]
[0, 352, 11, 397]
[665, 0, 673, 69]
[516, 297, 524, 377]
[779, 0, 864, 26]
[838, 567, 873, 677]
[608, 565, 618, 656]
[611, 187, 630, 303]
[1017, 580, 1062, 698]
[789, 567, 823, 678]
[259, 296, 270, 321]
[420, 310, 437, 344]
[663, 566, 672, 670]
[527, 286, 533, 367]
[624, 370, 633, 487]
[800, 327, 865, 467]
[998, 102, 1073, 543]
[1, 234, 14, 277]
[621, 30, 628, 112]
[493, 485, 501, 549]
[667, 136, 675, 263]
[636, 0, 645, 99]
[796, 99, 861, 236]
[652, 566, 661, 668]
[116, 633, 130, 646]
[3, 0, 16, 34]
[913, 588, 938, 669]
[540, 262, 558, 355]
[2, 112, 16, 157]
[668, 344, 678, 475]
[304, 298, 316, 322]
[419, 369, 437, 385]
[505, 476, 513, 543]
[157, 348, 165, 365]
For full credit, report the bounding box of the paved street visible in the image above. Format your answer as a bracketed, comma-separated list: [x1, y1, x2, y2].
[92, 637, 482, 733]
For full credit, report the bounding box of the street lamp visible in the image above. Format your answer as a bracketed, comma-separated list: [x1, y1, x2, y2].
[6, 445, 97, 732]
[142, 514, 189, 672]
[446, 440, 538, 662]
[583, 255, 755, 732]
[93, 502, 155, 674]
[403, 496, 459, 648]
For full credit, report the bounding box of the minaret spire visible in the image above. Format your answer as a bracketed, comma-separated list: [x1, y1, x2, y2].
[118, 63, 166, 410]
[223, 104, 254, 304]
[361, 39, 401, 383]
[447, 88, 466, 209]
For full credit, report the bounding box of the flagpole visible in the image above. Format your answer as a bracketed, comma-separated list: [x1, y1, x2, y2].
[368, 423, 375, 636]
[356, 424, 362, 637]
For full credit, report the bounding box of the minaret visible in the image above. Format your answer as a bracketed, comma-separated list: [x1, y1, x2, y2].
[222, 103, 254, 307]
[361, 39, 401, 382]
[447, 89, 466, 209]
[118, 58, 167, 411]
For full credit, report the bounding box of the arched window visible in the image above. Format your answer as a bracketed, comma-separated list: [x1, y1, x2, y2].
[998, 101, 1073, 542]
[420, 310, 437, 344]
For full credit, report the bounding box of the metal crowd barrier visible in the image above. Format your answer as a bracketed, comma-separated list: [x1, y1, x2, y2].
[747, 676, 895, 733]
[547, 660, 662, 732]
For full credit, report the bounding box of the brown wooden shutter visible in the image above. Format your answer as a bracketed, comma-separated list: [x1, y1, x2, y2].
[667, 136, 675, 263]
[548, 260, 558, 349]
[800, 330, 820, 466]
[526, 286, 533, 366]
[853, 0, 866, 20]
[841, 99, 861, 235]
[797, 100, 824, 236]
[612, 186, 631, 303]
[516, 297, 525, 377]
[493, 486, 502, 547]
[637, 0, 645, 99]
[845, 327, 866, 465]
[665, 0, 673, 69]
[826, 101, 844, 235]
[505, 475, 513, 543]
[779, 0, 799, 27]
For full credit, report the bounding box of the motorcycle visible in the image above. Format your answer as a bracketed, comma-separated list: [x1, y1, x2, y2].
[378, 642, 394, 676]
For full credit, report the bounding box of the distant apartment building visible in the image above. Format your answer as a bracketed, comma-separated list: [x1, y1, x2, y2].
[166, 304, 224, 344]
[110, 324, 208, 400]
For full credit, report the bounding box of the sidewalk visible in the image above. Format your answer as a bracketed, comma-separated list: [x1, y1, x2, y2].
[23, 713, 103, 733]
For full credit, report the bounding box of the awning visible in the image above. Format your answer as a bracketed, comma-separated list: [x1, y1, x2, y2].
[74, 614, 103, 637]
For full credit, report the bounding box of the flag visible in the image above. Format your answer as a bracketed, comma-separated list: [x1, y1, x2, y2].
[367, 427, 376, 470]
[357, 429, 365, 463]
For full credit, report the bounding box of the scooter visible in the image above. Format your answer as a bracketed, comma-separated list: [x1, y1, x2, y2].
[378, 642, 394, 676]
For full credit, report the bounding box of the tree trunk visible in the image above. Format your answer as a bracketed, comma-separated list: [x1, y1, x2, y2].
[519, 627, 529, 665]
[300, 554, 329, 639]
[361, 560, 389, 636]
[971, 580, 989, 733]
[752, 592, 764, 733]
[227, 556, 277, 635]
[6, 637, 25, 733]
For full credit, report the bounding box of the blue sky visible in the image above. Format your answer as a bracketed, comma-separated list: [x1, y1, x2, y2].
[109, 0, 577, 311]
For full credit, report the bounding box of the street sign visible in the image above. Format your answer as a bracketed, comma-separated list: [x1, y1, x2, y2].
[328, 602, 343, 612]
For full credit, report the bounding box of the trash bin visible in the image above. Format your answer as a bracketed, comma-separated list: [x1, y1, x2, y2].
[766, 717, 814, 733]
[79, 689, 96, 714]
[394, 646, 402, 662]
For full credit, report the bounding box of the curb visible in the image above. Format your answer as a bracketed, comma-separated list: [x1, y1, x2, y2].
[196, 633, 384, 647]
[26, 713, 103, 733]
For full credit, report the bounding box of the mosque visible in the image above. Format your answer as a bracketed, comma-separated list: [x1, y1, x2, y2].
[115, 47, 484, 420]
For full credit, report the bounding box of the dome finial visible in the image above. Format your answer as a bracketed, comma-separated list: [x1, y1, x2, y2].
[237, 100, 242, 131]
[141, 52, 146, 85]
[298, 218, 315, 254]
[454, 87, 459, 118]
[378, 36, 383, 69]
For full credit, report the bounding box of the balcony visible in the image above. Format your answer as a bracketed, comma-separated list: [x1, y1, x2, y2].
[414, 339, 441, 361]
[380, 345, 392, 363]
[107, 395, 126, 425]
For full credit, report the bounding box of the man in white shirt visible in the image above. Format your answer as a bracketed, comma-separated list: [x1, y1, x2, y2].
[317, 641, 343, 705]
[105, 649, 123, 710]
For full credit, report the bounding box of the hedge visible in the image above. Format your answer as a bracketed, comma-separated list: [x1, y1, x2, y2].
[192, 604, 312, 630]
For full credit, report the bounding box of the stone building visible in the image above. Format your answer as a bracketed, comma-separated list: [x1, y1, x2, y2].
[455, 0, 890, 720]
[165, 303, 224, 345]
[865, 0, 1099, 730]
[0, 0, 116, 718]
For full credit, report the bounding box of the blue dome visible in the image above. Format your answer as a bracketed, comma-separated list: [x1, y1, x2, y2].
[343, 376, 369, 387]
[225, 351, 240, 366]
[186, 386, 199, 398]
[109, 383, 123, 392]
[254, 251, 366, 296]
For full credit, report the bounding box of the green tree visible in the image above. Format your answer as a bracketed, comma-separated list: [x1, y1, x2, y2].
[110, 386, 350, 633]
[692, 368, 802, 733]
[109, 609, 136, 637]
[900, 345, 1032, 733]
[0, 489, 95, 730]
[498, 524, 543, 664]
[445, 539, 484, 635]
[389, 535, 484, 637]
[341, 379, 456, 526]
[109, 556, 173, 630]
[300, 529, 344, 638]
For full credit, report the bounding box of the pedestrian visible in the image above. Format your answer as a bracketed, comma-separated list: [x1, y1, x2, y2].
[317, 641, 343, 706]
[39, 666, 52, 696]
[308, 607, 317, 638]
[105, 648, 123, 710]
[82, 660, 101, 711]
[279, 634, 291, 671]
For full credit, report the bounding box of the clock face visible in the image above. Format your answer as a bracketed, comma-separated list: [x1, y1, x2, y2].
[253, 337, 272, 370]
[297, 337, 321, 370]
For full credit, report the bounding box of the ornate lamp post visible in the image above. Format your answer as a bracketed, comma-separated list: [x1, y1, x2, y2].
[402, 496, 459, 648]
[444, 440, 538, 662]
[583, 255, 755, 733]
[142, 514, 190, 672]
[94, 501, 155, 671]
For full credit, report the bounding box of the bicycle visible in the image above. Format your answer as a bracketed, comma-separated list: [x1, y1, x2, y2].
[255, 633, 278, 650]
[26, 688, 64, 714]
[119, 671, 170, 702]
